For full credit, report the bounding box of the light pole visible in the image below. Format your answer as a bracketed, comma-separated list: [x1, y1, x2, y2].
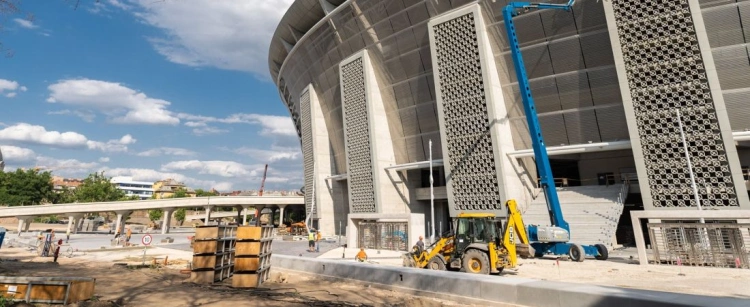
[676, 109, 705, 223]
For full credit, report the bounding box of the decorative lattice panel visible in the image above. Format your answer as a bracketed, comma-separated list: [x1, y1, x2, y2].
[300, 89, 317, 216]
[611, 0, 739, 207]
[341, 58, 376, 213]
[433, 13, 503, 213]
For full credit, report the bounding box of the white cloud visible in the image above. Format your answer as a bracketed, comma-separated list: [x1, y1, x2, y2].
[86, 134, 136, 153]
[232, 146, 300, 162]
[0, 79, 25, 98]
[99, 157, 110, 163]
[0, 146, 36, 162]
[192, 126, 229, 136]
[107, 0, 131, 10]
[13, 18, 38, 29]
[47, 109, 96, 122]
[127, 0, 293, 78]
[0, 123, 88, 148]
[47, 79, 179, 125]
[161, 160, 265, 178]
[177, 113, 296, 137]
[0, 123, 135, 153]
[136, 147, 196, 157]
[102, 167, 233, 191]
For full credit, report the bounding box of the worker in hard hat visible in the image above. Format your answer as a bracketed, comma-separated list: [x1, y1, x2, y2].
[355, 248, 368, 262]
[416, 235, 425, 254]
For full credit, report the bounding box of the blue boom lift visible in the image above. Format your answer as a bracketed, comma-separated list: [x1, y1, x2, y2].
[503, 0, 608, 261]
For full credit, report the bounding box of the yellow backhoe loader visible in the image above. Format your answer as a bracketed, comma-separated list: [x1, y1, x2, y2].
[404, 199, 533, 274]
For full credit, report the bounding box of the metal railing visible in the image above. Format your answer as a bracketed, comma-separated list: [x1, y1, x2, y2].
[357, 221, 409, 252]
[648, 223, 750, 269]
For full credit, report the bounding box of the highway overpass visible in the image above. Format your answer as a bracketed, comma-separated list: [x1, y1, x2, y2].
[0, 196, 303, 235]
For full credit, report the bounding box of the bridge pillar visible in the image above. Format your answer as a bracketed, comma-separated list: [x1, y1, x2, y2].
[16, 217, 26, 235]
[114, 211, 131, 235]
[162, 208, 174, 234]
[236, 205, 250, 226]
[23, 217, 32, 232]
[67, 214, 83, 236]
[204, 206, 213, 225]
[253, 206, 265, 226]
[278, 204, 288, 227]
[77, 217, 85, 233]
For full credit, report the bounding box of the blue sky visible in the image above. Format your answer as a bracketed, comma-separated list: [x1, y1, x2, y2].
[0, 0, 300, 191]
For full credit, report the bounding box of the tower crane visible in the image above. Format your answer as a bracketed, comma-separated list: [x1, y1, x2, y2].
[503, 0, 607, 261]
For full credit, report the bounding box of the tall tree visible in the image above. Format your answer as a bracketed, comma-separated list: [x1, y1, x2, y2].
[74, 172, 125, 203]
[174, 208, 186, 226]
[195, 189, 217, 197]
[0, 168, 55, 206]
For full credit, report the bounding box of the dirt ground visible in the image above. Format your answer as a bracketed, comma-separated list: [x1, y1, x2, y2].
[0, 247, 474, 307]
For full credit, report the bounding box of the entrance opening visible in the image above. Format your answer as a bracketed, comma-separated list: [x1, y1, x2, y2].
[617, 193, 646, 246]
[549, 159, 581, 186]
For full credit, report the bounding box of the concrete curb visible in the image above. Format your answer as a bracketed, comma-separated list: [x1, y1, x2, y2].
[271, 254, 750, 307]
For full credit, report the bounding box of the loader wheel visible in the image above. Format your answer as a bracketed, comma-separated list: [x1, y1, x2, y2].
[568, 243, 585, 262]
[461, 249, 490, 274]
[427, 255, 446, 271]
[595, 244, 609, 261]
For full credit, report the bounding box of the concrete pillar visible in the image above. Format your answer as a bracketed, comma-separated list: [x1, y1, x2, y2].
[67, 217, 75, 235]
[161, 208, 174, 234]
[278, 204, 287, 227]
[114, 211, 130, 235]
[204, 206, 213, 225]
[240, 205, 249, 225]
[16, 218, 25, 235]
[254, 206, 265, 226]
[23, 218, 32, 232]
[76, 217, 84, 233]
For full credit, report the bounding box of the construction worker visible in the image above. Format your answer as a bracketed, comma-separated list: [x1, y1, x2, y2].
[125, 227, 132, 246]
[416, 236, 425, 254]
[355, 248, 368, 262]
[308, 229, 315, 252]
[315, 230, 322, 253]
[66, 228, 71, 243]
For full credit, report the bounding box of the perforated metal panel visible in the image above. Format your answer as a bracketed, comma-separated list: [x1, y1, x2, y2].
[432, 13, 504, 214]
[341, 58, 376, 213]
[611, 0, 740, 208]
[300, 89, 316, 216]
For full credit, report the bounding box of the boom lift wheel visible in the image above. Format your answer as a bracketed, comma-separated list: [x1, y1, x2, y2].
[461, 249, 490, 274]
[568, 243, 585, 262]
[427, 255, 447, 271]
[594, 243, 609, 261]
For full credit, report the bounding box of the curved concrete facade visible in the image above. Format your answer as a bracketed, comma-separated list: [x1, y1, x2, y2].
[270, 0, 750, 250]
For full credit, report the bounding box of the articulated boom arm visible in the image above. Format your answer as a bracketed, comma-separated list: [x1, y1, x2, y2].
[502, 1, 574, 232]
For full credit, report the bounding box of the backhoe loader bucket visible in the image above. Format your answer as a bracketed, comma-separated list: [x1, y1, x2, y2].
[516, 243, 535, 258]
[402, 253, 417, 267]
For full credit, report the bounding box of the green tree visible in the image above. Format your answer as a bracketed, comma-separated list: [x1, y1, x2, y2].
[174, 208, 186, 226]
[148, 209, 163, 222]
[120, 195, 140, 201]
[53, 186, 77, 204]
[0, 168, 55, 206]
[169, 188, 190, 198]
[74, 172, 125, 203]
[195, 189, 217, 197]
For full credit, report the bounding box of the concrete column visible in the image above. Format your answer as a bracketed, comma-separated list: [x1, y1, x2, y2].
[254, 206, 265, 226]
[114, 211, 130, 235]
[240, 205, 249, 225]
[161, 208, 174, 234]
[67, 214, 83, 235]
[16, 218, 25, 235]
[67, 217, 75, 235]
[278, 205, 287, 227]
[76, 217, 84, 233]
[23, 218, 32, 232]
[204, 206, 213, 225]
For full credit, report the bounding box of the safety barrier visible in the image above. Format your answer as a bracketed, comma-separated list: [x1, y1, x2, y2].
[270, 255, 749, 307]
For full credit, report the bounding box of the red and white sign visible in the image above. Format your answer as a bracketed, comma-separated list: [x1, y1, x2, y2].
[141, 234, 153, 246]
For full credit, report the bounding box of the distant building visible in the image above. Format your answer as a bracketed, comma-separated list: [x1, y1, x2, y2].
[111, 176, 154, 200]
[152, 178, 196, 199]
[51, 176, 83, 192]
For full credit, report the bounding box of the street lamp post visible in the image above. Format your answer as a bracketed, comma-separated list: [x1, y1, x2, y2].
[429, 139, 435, 244]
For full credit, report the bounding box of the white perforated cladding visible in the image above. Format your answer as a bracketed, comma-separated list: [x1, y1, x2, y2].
[433, 13, 504, 214]
[300, 89, 317, 216]
[612, 0, 739, 208]
[342, 58, 376, 213]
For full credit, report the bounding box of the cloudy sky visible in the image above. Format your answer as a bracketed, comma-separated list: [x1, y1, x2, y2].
[0, 0, 300, 191]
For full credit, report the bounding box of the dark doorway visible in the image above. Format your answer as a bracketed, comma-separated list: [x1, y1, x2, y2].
[549, 159, 581, 186]
[597, 172, 616, 185]
[616, 193, 648, 247]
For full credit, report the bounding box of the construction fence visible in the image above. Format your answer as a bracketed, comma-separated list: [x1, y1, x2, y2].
[648, 223, 750, 269]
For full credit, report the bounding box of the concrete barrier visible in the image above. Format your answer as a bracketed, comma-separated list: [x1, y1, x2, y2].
[270, 255, 749, 307]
